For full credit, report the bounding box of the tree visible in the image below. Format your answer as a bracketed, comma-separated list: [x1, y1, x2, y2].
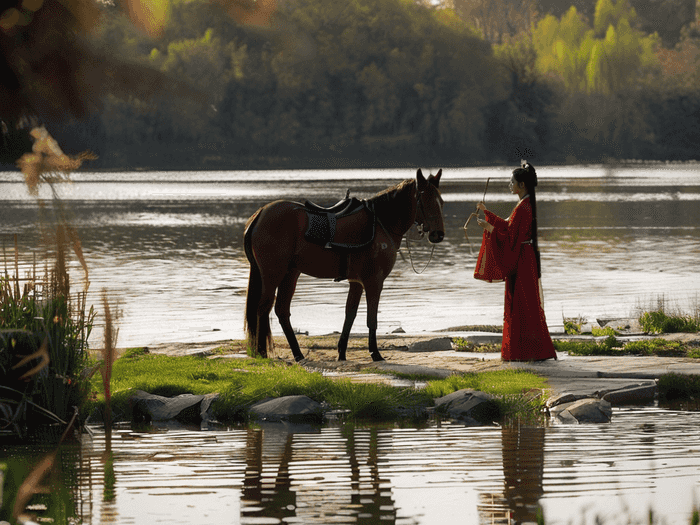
[532, 0, 659, 94]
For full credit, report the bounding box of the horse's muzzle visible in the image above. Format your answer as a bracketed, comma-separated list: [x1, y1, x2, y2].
[428, 230, 445, 244]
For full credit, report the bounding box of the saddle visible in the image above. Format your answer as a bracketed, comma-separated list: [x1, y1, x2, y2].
[303, 192, 376, 281]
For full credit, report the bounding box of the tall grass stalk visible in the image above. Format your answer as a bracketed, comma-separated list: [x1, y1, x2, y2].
[1, 235, 95, 436]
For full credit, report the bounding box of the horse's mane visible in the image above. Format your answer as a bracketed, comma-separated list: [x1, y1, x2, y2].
[367, 179, 417, 235]
[368, 179, 416, 206]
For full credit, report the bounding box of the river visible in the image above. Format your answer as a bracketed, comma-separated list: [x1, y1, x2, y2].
[2, 165, 700, 524]
[1, 165, 699, 347]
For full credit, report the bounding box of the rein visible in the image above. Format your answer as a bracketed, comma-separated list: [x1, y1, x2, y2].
[405, 187, 437, 275]
[405, 231, 435, 274]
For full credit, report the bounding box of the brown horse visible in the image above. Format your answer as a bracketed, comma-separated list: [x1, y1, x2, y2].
[243, 169, 444, 362]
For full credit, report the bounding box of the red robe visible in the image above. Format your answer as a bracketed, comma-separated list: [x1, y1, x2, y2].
[474, 197, 557, 361]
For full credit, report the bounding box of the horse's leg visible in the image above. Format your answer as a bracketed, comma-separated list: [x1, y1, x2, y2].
[275, 270, 305, 362]
[363, 281, 385, 362]
[255, 280, 278, 359]
[337, 281, 364, 361]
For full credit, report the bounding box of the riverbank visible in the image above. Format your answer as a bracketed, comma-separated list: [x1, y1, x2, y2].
[136, 329, 700, 400]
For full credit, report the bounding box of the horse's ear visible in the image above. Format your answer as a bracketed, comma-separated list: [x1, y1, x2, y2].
[430, 169, 442, 187]
[417, 168, 427, 186]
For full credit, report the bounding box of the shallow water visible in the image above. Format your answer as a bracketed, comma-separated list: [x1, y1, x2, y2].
[1, 165, 699, 348]
[4, 407, 698, 525]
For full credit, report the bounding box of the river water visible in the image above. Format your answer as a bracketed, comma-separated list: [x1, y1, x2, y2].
[1, 165, 699, 347]
[2, 166, 700, 524]
[2, 408, 698, 525]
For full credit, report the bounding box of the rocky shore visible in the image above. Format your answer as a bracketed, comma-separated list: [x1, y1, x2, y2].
[131, 326, 700, 426]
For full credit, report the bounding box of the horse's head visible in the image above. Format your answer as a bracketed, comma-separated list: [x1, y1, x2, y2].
[416, 169, 445, 244]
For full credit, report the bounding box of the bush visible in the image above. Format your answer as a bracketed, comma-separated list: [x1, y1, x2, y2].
[553, 335, 621, 356]
[658, 373, 700, 402]
[0, 265, 95, 437]
[591, 326, 619, 337]
[639, 310, 699, 334]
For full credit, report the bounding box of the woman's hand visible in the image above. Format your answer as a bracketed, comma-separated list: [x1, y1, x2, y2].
[477, 218, 494, 233]
[476, 201, 487, 212]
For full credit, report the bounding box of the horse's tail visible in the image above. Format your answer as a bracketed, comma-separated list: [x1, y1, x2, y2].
[243, 209, 271, 357]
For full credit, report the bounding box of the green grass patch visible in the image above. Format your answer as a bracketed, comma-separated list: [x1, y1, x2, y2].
[563, 315, 586, 335]
[640, 310, 700, 334]
[452, 338, 501, 353]
[623, 338, 686, 356]
[554, 335, 622, 356]
[591, 326, 620, 337]
[424, 369, 549, 423]
[89, 353, 432, 422]
[555, 336, 698, 357]
[88, 353, 548, 424]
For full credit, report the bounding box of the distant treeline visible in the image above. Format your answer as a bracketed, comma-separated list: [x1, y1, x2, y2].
[3, 0, 700, 170]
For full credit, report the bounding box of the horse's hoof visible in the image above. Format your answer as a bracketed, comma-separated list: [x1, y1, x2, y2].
[371, 352, 385, 362]
[294, 354, 305, 363]
[337, 354, 347, 362]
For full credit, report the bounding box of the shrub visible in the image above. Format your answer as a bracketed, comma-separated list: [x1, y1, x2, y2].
[591, 326, 619, 337]
[657, 373, 700, 402]
[553, 335, 621, 356]
[0, 254, 94, 436]
[639, 310, 699, 334]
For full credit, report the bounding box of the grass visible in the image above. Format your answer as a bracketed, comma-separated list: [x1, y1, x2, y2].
[1, 237, 95, 435]
[657, 373, 700, 402]
[640, 310, 700, 334]
[635, 294, 700, 334]
[563, 315, 586, 335]
[452, 338, 501, 353]
[86, 351, 549, 424]
[425, 369, 549, 423]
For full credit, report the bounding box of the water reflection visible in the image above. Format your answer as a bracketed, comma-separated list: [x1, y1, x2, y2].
[4, 407, 700, 524]
[501, 426, 545, 524]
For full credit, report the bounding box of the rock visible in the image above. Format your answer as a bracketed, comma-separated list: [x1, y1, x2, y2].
[550, 398, 612, 424]
[600, 382, 657, 405]
[546, 392, 584, 409]
[406, 337, 454, 352]
[131, 390, 219, 424]
[596, 317, 643, 333]
[249, 395, 324, 423]
[434, 389, 501, 424]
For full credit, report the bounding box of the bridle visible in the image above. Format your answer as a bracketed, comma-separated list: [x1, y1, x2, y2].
[405, 186, 442, 274]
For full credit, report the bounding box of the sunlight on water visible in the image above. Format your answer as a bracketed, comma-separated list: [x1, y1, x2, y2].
[1, 165, 699, 347]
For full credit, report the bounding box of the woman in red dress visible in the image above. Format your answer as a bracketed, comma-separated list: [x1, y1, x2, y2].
[475, 162, 557, 361]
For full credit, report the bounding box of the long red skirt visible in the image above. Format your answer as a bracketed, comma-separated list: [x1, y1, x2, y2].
[501, 245, 557, 361]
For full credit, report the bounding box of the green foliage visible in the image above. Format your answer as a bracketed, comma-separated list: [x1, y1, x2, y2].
[1, 269, 95, 435]
[555, 335, 696, 357]
[532, 0, 659, 94]
[452, 338, 500, 353]
[554, 335, 621, 356]
[591, 326, 620, 337]
[657, 372, 700, 401]
[87, 0, 507, 165]
[34, 0, 700, 167]
[563, 317, 584, 335]
[639, 310, 700, 334]
[623, 338, 684, 356]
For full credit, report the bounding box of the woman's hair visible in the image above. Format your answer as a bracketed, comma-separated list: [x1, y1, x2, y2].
[512, 161, 541, 277]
